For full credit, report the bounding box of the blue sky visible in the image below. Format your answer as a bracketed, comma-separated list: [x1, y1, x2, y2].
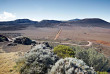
[0, 0, 110, 22]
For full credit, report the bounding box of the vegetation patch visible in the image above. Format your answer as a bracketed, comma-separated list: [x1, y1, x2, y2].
[73, 46, 110, 72]
[50, 58, 96, 74]
[15, 43, 110, 74]
[53, 45, 75, 58]
[16, 44, 59, 74]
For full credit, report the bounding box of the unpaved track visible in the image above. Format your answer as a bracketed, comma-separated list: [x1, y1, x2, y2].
[53, 28, 92, 46]
[54, 28, 62, 40]
[44, 28, 92, 46]
[57, 41, 92, 46]
[40, 41, 92, 47]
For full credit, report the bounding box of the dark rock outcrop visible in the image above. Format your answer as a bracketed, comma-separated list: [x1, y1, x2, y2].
[14, 36, 32, 45]
[7, 43, 17, 46]
[0, 35, 9, 42]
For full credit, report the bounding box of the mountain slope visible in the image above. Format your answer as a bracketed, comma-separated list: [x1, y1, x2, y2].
[68, 18, 81, 21]
[66, 18, 110, 27]
[0, 19, 38, 25]
[0, 18, 110, 31]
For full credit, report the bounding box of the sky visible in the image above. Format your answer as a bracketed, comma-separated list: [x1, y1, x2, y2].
[0, 0, 110, 22]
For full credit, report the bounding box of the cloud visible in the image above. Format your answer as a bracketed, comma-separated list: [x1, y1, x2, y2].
[0, 11, 16, 21]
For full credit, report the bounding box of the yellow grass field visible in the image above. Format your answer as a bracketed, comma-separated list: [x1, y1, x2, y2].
[0, 52, 19, 74]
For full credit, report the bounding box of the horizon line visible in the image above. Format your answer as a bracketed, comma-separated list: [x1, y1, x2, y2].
[0, 18, 109, 23]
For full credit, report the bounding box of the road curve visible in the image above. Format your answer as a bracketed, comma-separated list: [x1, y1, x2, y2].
[40, 41, 92, 47]
[60, 41, 92, 46]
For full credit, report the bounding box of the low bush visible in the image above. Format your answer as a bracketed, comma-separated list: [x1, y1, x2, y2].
[74, 47, 110, 72]
[53, 45, 75, 58]
[16, 44, 59, 74]
[50, 58, 96, 74]
[16, 43, 110, 73]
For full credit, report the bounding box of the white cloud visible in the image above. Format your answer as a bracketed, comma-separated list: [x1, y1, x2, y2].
[0, 11, 16, 21]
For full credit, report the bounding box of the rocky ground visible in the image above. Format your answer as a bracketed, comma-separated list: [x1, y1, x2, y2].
[0, 26, 110, 73]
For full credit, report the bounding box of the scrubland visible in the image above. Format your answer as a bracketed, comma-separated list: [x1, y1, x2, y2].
[0, 26, 110, 74]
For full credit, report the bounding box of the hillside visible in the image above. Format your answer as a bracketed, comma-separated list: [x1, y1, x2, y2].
[0, 19, 38, 25]
[0, 18, 110, 31]
[67, 18, 110, 27]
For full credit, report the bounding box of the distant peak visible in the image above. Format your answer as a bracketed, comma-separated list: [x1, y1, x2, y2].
[81, 18, 108, 22]
[15, 19, 31, 21]
[14, 19, 38, 23]
[40, 20, 62, 23]
[69, 18, 80, 21]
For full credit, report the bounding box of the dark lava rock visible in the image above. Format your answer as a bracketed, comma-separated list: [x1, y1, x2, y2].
[7, 43, 17, 46]
[14, 36, 32, 45]
[0, 35, 9, 42]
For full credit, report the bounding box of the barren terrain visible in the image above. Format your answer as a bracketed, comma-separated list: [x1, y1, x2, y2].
[1, 26, 110, 41]
[0, 26, 110, 56]
[0, 25, 110, 74]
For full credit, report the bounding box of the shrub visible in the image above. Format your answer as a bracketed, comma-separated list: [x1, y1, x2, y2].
[74, 47, 110, 72]
[53, 45, 75, 58]
[49, 58, 96, 74]
[16, 44, 59, 74]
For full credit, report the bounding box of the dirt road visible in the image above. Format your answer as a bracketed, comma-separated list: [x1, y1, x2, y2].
[54, 28, 62, 40]
[40, 40, 92, 47]
[53, 28, 92, 46]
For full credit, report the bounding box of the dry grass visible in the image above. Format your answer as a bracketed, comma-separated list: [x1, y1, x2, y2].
[2, 44, 32, 53]
[0, 52, 20, 74]
[0, 48, 5, 53]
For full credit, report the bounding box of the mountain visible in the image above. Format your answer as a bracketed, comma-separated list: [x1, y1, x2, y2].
[0, 18, 110, 30]
[14, 19, 38, 24]
[69, 18, 81, 21]
[0, 19, 62, 26]
[0, 19, 63, 30]
[36, 20, 62, 27]
[76, 18, 109, 24]
[0, 19, 38, 25]
[40, 20, 62, 23]
[66, 18, 110, 27]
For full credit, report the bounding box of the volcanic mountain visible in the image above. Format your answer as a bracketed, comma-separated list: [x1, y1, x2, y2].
[0, 19, 38, 25]
[65, 18, 110, 28]
[0, 18, 110, 30]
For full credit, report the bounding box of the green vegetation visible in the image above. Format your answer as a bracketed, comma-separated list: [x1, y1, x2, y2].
[15, 44, 59, 74]
[53, 45, 75, 58]
[15, 43, 110, 74]
[73, 46, 110, 72]
[50, 58, 96, 74]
